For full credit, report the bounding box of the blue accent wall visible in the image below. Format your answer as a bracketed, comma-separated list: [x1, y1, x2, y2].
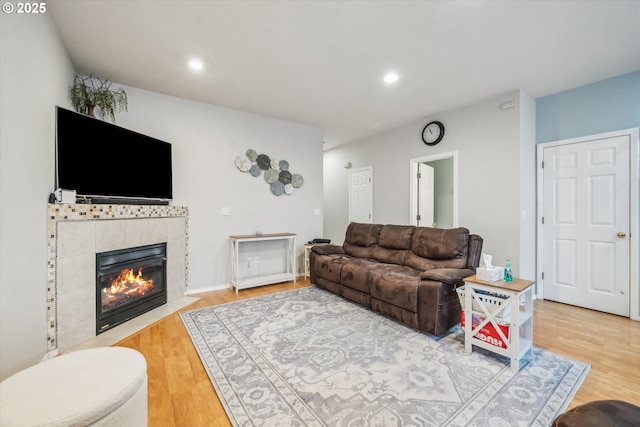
[536, 70, 640, 143]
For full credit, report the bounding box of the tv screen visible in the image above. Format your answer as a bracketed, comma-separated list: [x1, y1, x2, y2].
[55, 106, 173, 202]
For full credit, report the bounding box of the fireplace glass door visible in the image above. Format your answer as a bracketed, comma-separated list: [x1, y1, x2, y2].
[96, 243, 167, 334]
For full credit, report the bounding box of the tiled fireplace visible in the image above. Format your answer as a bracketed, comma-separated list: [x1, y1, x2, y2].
[96, 242, 168, 334]
[47, 204, 189, 352]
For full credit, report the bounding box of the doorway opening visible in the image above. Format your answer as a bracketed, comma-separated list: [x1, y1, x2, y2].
[409, 151, 458, 228]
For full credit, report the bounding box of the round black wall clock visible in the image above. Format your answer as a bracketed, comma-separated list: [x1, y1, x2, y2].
[422, 121, 445, 146]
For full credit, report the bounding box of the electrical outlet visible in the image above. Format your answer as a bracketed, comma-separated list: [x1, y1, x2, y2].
[254, 256, 260, 264]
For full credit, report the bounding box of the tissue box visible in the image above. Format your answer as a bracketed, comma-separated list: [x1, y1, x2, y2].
[476, 266, 504, 282]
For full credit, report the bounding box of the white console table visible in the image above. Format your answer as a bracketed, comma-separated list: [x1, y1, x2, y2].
[462, 275, 534, 372]
[230, 233, 297, 294]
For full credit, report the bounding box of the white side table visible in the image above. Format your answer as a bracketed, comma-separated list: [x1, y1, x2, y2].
[462, 274, 534, 372]
[230, 233, 296, 294]
[304, 244, 313, 279]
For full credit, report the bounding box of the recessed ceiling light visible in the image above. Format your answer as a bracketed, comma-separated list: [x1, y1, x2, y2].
[383, 72, 399, 83]
[188, 58, 204, 71]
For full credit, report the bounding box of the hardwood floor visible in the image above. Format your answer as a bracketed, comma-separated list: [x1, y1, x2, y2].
[115, 279, 640, 426]
[533, 296, 640, 407]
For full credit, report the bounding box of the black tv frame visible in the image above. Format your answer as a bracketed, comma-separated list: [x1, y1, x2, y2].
[55, 106, 173, 205]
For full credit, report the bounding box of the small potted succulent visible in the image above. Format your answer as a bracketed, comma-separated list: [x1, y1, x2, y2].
[69, 74, 128, 123]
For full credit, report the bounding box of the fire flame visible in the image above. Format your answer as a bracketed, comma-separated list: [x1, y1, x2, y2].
[103, 268, 155, 303]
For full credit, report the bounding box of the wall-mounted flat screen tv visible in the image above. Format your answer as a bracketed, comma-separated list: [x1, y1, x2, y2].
[55, 106, 173, 203]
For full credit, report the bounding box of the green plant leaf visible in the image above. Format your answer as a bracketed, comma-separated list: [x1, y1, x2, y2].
[69, 74, 128, 123]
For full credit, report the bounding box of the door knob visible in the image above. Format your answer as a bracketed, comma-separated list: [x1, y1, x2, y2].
[617, 232, 627, 238]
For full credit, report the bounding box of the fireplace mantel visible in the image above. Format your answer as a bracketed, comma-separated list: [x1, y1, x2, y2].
[47, 203, 189, 352]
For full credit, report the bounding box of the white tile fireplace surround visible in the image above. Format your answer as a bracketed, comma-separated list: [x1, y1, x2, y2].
[47, 204, 189, 353]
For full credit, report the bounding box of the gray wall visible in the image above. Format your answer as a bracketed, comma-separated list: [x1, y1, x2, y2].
[112, 86, 324, 292]
[536, 70, 640, 143]
[323, 91, 536, 278]
[1, 12, 75, 380]
[0, 14, 324, 380]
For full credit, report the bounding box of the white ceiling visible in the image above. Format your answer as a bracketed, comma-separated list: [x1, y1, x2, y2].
[49, 1, 640, 150]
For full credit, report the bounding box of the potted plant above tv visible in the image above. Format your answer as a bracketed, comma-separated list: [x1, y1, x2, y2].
[69, 74, 128, 123]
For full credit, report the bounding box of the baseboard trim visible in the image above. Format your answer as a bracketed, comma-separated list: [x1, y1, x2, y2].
[185, 284, 231, 295]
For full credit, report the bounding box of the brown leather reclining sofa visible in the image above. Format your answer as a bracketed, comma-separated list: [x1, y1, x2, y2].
[309, 222, 483, 336]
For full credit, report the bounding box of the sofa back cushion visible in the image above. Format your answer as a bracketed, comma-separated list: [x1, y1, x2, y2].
[344, 222, 382, 247]
[369, 224, 415, 264]
[405, 227, 469, 270]
[343, 222, 383, 258]
[379, 225, 414, 250]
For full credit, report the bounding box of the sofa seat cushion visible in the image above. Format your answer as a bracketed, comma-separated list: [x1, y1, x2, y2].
[340, 258, 380, 294]
[369, 265, 422, 312]
[312, 254, 351, 284]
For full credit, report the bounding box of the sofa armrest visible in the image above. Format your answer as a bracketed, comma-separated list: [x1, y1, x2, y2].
[420, 268, 474, 287]
[311, 244, 345, 256]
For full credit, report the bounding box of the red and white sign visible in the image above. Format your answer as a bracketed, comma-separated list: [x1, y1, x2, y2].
[461, 311, 510, 349]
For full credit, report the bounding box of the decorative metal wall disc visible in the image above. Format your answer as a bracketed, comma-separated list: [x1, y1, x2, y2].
[257, 154, 271, 170]
[264, 168, 278, 183]
[236, 150, 303, 197]
[246, 149, 258, 162]
[270, 180, 285, 196]
[291, 174, 304, 188]
[279, 170, 292, 185]
[249, 164, 262, 177]
[235, 154, 252, 172]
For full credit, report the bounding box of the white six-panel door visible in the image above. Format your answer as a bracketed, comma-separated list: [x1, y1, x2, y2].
[349, 167, 373, 224]
[542, 135, 630, 316]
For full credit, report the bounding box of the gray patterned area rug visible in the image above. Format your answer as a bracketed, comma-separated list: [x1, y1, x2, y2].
[180, 287, 589, 426]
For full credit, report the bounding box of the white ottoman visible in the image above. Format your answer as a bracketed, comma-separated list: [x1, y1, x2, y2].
[0, 347, 147, 427]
